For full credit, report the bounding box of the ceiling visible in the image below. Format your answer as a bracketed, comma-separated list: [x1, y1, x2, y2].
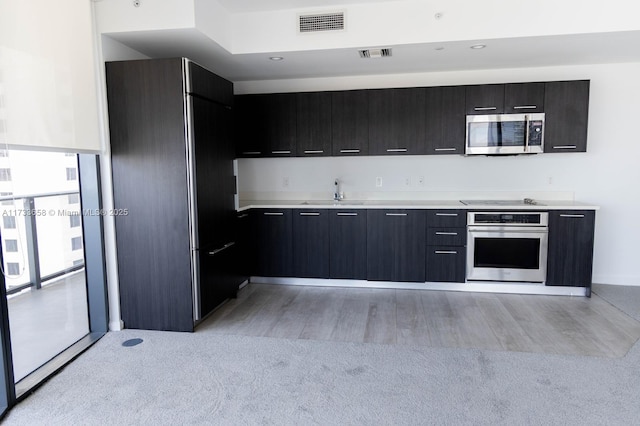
[101, 0, 640, 83]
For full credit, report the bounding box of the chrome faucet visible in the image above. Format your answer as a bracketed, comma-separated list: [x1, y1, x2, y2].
[334, 178, 344, 201]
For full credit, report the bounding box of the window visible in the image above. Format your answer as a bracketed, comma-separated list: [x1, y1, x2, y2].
[68, 194, 79, 204]
[71, 236, 82, 251]
[66, 168, 77, 181]
[7, 262, 20, 275]
[0, 168, 11, 181]
[69, 215, 81, 228]
[2, 216, 16, 229]
[5, 239, 18, 252]
[1, 191, 13, 206]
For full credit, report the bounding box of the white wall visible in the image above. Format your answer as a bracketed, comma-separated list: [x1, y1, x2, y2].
[237, 62, 640, 287]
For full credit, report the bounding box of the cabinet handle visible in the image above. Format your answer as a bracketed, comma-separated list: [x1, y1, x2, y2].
[435, 250, 458, 255]
[435, 232, 458, 236]
[304, 150, 324, 154]
[242, 151, 261, 155]
[552, 145, 577, 150]
[340, 149, 360, 154]
[209, 241, 236, 256]
[559, 214, 585, 218]
[434, 148, 457, 152]
[337, 212, 358, 216]
[237, 214, 249, 219]
[513, 105, 537, 110]
[299, 212, 320, 216]
[385, 213, 407, 216]
[263, 212, 284, 216]
[386, 148, 408, 153]
[271, 150, 291, 154]
[435, 213, 458, 217]
[474, 107, 497, 111]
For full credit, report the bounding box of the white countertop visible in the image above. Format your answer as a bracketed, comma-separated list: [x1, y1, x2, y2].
[237, 199, 600, 212]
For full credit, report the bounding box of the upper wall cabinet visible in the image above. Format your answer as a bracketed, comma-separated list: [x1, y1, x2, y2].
[504, 82, 545, 113]
[368, 88, 427, 155]
[188, 62, 234, 106]
[235, 93, 297, 157]
[465, 84, 505, 114]
[297, 92, 332, 157]
[331, 90, 369, 156]
[427, 86, 466, 155]
[543, 80, 590, 153]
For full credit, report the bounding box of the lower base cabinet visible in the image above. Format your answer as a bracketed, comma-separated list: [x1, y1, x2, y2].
[293, 209, 330, 278]
[199, 243, 240, 318]
[254, 209, 293, 277]
[366, 210, 426, 282]
[425, 247, 466, 283]
[546, 210, 595, 288]
[329, 210, 367, 279]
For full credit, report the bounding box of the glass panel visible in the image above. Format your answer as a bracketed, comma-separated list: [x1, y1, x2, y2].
[1, 149, 89, 383]
[474, 237, 541, 269]
[468, 121, 526, 147]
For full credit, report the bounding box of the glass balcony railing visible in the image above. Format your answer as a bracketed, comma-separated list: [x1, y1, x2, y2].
[1, 191, 85, 295]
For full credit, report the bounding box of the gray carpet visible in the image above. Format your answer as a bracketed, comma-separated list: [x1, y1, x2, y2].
[4, 287, 640, 425]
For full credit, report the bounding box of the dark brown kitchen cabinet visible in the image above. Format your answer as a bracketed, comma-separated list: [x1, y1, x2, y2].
[293, 209, 330, 278]
[106, 58, 236, 331]
[504, 82, 545, 113]
[543, 80, 590, 153]
[297, 92, 332, 157]
[329, 210, 367, 279]
[465, 84, 505, 115]
[367, 210, 426, 282]
[546, 210, 595, 293]
[236, 211, 253, 279]
[254, 209, 293, 277]
[368, 88, 427, 155]
[425, 210, 466, 283]
[235, 93, 297, 157]
[427, 86, 466, 154]
[331, 90, 369, 156]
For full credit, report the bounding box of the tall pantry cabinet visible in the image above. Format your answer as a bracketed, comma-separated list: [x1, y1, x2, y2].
[106, 58, 240, 332]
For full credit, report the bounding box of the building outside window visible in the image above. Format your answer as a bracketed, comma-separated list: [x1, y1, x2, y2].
[2, 216, 16, 229]
[69, 215, 81, 228]
[7, 262, 20, 276]
[0, 168, 11, 181]
[66, 168, 77, 181]
[5, 239, 18, 252]
[71, 236, 82, 251]
[68, 194, 79, 204]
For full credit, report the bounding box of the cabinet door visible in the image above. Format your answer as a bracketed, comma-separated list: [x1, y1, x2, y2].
[293, 209, 330, 278]
[199, 242, 239, 319]
[465, 84, 505, 115]
[426, 210, 467, 227]
[236, 211, 253, 279]
[544, 80, 590, 153]
[254, 210, 293, 277]
[504, 82, 544, 113]
[297, 92, 332, 157]
[367, 210, 426, 282]
[188, 61, 233, 106]
[368, 88, 426, 155]
[331, 90, 369, 156]
[429, 86, 465, 155]
[329, 210, 367, 279]
[265, 93, 297, 156]
[234, 94, 265, 157]
[426, 247, 466, 283]
[546, 210, 595, 288]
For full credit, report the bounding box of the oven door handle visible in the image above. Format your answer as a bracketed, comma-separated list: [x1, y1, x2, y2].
[468, 226, 548, 233]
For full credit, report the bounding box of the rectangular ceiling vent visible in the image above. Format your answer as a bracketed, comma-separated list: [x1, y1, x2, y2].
[358, 48, 393, 59]
[298, 11, 345, 33]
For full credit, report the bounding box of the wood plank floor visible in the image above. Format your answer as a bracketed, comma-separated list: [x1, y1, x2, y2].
[199, 284, 640, 358]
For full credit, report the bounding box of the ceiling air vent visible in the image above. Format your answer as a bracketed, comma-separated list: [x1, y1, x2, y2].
[298, 11, 345, 33]
[358, 48, 393, 59]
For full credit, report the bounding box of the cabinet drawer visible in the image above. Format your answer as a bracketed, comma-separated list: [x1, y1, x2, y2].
[427, 210, 466, 227]
[426, 246, 466, 283]
[426, 227, 466, 246]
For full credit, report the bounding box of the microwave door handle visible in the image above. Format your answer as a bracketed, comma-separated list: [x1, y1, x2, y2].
[524, 115, 530, 152]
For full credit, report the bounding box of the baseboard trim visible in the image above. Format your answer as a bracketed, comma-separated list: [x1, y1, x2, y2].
[250, 277, 589, 297]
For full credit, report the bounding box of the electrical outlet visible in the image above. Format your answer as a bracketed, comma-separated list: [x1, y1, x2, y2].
[282, 177, 290, 188]
[375, 177, 383, 187]
[547, 176, 553, 185]
[405, 177, 411, 186]
[418, 176, 425, 186]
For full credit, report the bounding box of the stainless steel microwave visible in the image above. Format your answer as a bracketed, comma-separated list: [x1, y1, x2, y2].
[465, 113, 545, 155]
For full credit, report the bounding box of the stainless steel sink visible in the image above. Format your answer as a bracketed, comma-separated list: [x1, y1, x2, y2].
[300, 200, 365, 205]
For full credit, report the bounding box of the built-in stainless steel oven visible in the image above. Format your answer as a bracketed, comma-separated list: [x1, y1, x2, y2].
[467, 212, 548, 283]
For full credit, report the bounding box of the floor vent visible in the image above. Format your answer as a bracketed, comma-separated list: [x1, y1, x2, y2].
[358, 48, 393, 59]
[298, 12, 345, 33]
